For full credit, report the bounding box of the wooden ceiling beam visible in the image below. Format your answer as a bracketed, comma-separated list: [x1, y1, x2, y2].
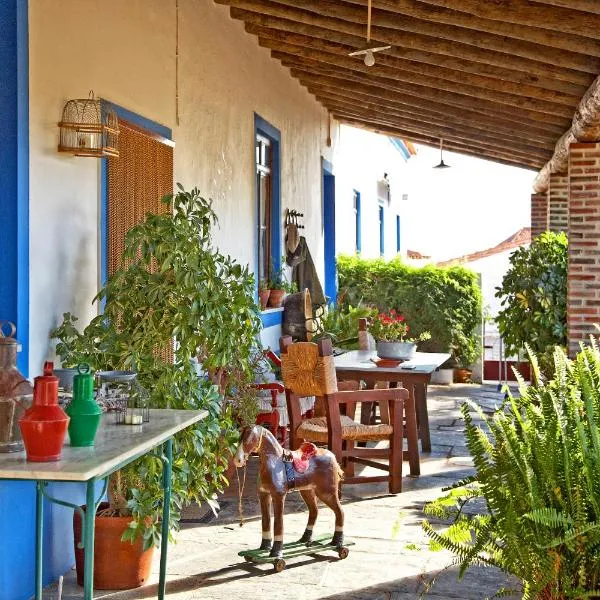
[264, 41, 577, 113]
[340, 0, 600, 56]
[327, 105, 550, 159]
[334, 116, 542, 170]
[533, 0, 600, 14]
[268, 0, 599, 73]
[291, 68, 571, 128]
[303, 81, 566, 138]
[217, 1, 592, 86]
[234, 9, 586, 96]
[313, 93, 556, 149]
[256, 29, 578, 106]
[415, 0, 600, 39]
[311, 89, 560, 145]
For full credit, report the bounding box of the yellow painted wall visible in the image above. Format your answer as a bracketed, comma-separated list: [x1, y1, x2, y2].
[28, 0, 334, 374]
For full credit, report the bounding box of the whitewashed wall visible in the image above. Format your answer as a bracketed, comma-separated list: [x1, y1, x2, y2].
[28, 0, 334, 374]
[333, 125, 411, 260]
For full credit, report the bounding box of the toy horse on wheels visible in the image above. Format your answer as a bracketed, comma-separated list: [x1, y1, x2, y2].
[234, 425, 352, 572]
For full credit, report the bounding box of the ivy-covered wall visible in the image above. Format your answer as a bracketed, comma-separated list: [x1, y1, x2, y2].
[337, 255, 483, 367]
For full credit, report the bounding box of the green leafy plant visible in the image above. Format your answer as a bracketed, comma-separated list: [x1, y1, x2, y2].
[369, 310, 431, 344]
[337, 255, 481, 367]
[495, 231, 567, 375]
[313, 302, 377, 349]
[51, 185, 262, 549]
[423, 342, 600, 599]
[268, 263, 296, 293]
[258, 278, 269, 291]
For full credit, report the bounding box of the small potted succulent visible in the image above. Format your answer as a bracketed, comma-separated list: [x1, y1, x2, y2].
[370, 310, 431, 360]
[258, 279, 271, 310]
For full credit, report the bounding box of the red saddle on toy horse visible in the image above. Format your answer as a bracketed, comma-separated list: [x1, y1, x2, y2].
[286, 441, 317, 473]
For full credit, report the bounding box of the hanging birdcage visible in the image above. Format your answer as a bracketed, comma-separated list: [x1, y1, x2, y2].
[58, 91, 119, 157]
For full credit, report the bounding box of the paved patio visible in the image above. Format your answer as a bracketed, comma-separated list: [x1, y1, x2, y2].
[47, 384, 515, 600]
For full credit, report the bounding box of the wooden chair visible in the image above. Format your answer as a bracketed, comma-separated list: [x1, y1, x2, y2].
[280, 336, 411, 494]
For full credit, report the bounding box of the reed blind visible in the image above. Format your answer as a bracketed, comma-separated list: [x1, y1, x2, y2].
[106, 119, 173, 276]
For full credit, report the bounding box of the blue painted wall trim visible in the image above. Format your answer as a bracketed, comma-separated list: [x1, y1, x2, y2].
[396, 214, 401, 253]
[379, 205, 385, 256]
[260, 309, 284, 328]
[354, 190, 361, 254]
[254, 114, 281, 283]
[323, 161, 337, 305]
[100, 103, 173, 287]
[0, 0, 29, 375]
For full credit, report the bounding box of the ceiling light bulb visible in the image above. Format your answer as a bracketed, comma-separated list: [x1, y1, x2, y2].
[364, 50, 375, 67]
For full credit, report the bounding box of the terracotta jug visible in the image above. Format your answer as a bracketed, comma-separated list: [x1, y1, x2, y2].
[20, 361, 69, 462]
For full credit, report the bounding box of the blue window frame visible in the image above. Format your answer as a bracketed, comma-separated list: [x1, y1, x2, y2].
[379, 205, 385, 256]
[254, 114, 281, 285]
[354, 190, 361, 253]
[396, 214, 401, 253]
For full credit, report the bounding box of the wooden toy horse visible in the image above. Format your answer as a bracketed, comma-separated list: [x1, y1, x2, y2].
[234, 424, 345, 559]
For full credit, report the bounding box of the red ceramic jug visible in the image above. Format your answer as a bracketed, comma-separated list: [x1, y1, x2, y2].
[20, 361, 69, 462]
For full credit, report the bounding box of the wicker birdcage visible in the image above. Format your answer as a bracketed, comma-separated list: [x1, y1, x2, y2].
[58, 92, 119, 157]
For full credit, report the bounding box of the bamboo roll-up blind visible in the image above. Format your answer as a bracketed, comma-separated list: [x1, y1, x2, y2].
[107, 119, 173, 276]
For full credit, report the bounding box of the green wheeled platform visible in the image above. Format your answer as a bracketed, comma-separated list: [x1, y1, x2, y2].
[238, 533, 354, 572]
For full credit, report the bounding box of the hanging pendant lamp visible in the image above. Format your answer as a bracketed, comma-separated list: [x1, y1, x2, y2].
[433, 138, 450, 169]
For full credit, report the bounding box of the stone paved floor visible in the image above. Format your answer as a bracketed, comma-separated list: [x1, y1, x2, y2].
[46, 384, 516, 600]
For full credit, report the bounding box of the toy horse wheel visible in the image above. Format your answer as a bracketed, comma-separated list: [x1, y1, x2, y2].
[273, 558, 286, 573]
[338, 547, 349, 560]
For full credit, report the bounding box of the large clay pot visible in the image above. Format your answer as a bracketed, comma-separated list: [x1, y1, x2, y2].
[268, 289, 286, 308]
[73, 502, 154, 590]
[376, 341, 417, 360]
[454, 368, 472, 383]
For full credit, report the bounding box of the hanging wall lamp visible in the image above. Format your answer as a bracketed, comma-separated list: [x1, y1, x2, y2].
[58, 91, 119, 157]
[433, 138, 450, 169]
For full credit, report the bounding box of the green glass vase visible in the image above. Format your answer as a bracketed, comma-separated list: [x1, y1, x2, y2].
[66, 364, 102, 447]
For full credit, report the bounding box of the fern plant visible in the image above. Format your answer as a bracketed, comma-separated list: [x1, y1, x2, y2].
[423, 342, 600, 599]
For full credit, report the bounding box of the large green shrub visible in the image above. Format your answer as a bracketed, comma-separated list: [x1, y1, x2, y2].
[423, 344, 600, 599]
[51, 185, 261, 548]
[495, 231, 567, 372]
[337, 255, 482, 366]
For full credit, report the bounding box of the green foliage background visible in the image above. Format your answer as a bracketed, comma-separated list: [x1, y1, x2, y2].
[337, 255, 482, 366]
[495, 231, 567, 372]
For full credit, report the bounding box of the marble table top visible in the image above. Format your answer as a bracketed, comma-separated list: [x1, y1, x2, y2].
[334, 350, 451, 375]
[0, 409, 206, 482]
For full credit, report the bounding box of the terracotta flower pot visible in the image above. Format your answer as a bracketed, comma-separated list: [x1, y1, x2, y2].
[258, 288, 271, 310]
[454, 368, 472, 383]
[73, 502, 154, 590]
[268, 289, 286, 308]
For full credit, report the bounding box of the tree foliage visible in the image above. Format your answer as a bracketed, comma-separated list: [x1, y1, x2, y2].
[424, 343, 600, 599]
[51, 185, 261, 548]
[337, 255, 482, 366]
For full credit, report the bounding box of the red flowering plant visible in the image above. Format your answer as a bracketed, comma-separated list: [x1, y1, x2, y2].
[369, 310, 431, 343]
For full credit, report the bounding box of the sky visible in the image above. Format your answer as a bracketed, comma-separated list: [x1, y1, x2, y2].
[400, 144, 536, 262]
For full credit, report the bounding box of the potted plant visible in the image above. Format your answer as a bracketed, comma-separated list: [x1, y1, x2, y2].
[268, 266, 296, 308]
[369, 310, 431, 360]
[51, 185, 261, 589]
[258, 279, 271, 310]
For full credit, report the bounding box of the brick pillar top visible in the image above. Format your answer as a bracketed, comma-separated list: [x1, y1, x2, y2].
[567, 142, 600, 357]
[531, 192, 548, 239]
[549, 172, 569, 234]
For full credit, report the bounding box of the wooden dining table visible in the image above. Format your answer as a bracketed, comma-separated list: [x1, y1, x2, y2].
[334, 351, 451, 469]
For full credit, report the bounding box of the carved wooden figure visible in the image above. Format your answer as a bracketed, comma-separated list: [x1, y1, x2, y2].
[234, 424, 345, 560]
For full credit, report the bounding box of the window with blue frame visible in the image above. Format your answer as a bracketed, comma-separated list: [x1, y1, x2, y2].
[396, 214, 401, 253]
[379, 204, 385, 256]
[255, 115, 281, 284]
[353, 190, 361, 253]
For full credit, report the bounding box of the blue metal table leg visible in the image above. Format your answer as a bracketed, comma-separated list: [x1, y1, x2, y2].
[35, 481, 44, 600]
[83, 478, 96, 600]
[158, 438, 173, 600]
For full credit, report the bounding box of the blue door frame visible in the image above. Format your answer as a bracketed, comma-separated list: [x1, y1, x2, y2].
[323, 160, 336, 305]
[379, 205, 385, 256]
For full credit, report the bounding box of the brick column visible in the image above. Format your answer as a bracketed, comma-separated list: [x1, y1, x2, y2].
[548, 172, 569, 233]
[567, 142, 600, 356]
[531, 192, 549, 238]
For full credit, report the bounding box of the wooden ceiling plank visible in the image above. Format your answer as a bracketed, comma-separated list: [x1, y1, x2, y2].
[258, 29, 578, 106]
[303, 81, 567, 137]
[340, 0, 600, 56]
[291, 68, 572, 128]
[234, 9, 587, 96]
[415, 0, 600, 39]
[264, 42, 577, 113]
[217, 1, 592, 86]
[270, 0, 599, 73]
[532, 0, 600, 14]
